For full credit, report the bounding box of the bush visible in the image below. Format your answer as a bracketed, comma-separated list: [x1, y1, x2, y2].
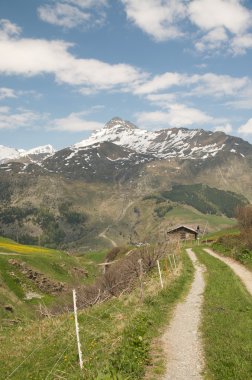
[154, 205, 173, 218]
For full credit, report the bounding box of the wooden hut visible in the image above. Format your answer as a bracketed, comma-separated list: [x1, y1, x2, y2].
[167, 225, 199, 241]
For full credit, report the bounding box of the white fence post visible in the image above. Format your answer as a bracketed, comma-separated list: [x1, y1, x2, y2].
[157, 260, 164, 289]
[172, 254, 177, 270]
[138, 258, 144, 301]
[72, 289, 83, 370]
[168, 255, 173, 271]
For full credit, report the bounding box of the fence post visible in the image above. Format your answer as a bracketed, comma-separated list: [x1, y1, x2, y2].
[72, 289, 83, 370]
[157, 260, 164, 289]
[138, 258, 144, 301]
[168, 255, 173, 271]
[172, 254, 177, 271]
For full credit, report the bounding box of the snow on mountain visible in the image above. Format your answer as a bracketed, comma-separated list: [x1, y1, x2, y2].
[0, 145, 20, 164]
[0, 144, 55, 164]
[21, 144, 55, 157]
[73, 117, 251, 160]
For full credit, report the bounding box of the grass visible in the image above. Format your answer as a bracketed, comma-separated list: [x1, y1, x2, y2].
[0, 237, 108, 322]
[204, 227, 240, 240]
[165, 206, 236, 229]
[195, 247, 252, 380]
[0, 237, 61, 255]
[0, 251, 194, 380]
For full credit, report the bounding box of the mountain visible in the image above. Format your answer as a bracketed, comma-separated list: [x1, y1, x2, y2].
[74, 117, 252, 160]
[0, 117, 251, 249]
[0, 144, 55, 164]
[0, 145, 20, 164]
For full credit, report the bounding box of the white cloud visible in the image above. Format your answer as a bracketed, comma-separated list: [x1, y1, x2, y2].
[120, 0, 252, 54]
[66, 0, 108, 8]
[145, 93, 177, 106]
[231, 33, 252, 55]
[134, 70, 250, 100]
[189, 0, 251, 34]
[0, 106, 40, 130]
[0, 19, 21, 39]
[134, 72, 184, 94]
[0, 106, 10, 114]
[195, 26, 229, 52]
[0, 87, 17, 100]
[189, 0, 252, 54]
[238, 118, 252, 134]
[191, 73, 250, 97]
[136, 103, 213, 128]
[213, 123, 232, 134]
[122, 0, 186, 41]
[50, 112, 104, 131]
[38, 0, 108, 29]
[38, 3, 90, 29]
[0, 19, 147, 92]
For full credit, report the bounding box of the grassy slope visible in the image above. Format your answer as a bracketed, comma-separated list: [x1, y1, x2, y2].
[195, 247, 252, 380]
[0, 252, 194, 380]
[166, 206, 236, 228]
[0, 237, 107, 321]
[212, 239, 252, 271]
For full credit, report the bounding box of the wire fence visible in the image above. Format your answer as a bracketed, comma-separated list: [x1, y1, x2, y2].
[3, 242, 182, 379]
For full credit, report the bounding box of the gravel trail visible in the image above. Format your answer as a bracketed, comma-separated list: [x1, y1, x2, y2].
[162, 248, 205, 380]
[204, 248, 252, 296]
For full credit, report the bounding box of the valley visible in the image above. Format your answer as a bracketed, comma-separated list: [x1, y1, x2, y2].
[0, 117, 252, 379]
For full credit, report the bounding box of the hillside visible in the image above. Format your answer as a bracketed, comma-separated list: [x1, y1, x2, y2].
[0, 117, 251, 248]
[0, 237, 106, 322]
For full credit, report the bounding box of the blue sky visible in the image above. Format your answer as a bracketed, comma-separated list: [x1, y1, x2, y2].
[0, 0, 252, 149]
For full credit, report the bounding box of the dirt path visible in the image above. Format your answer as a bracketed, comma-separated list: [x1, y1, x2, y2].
[204, 248, 252, 296]
[162, 248, 205, 380]
[98, 201, 134, 248]
[99, 227, 117, 247]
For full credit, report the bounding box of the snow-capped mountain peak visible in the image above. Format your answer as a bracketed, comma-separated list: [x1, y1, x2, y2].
[0, 145, 20, 163]
[21, 144, 55, 157]
[74, 117, 251, 160]
[104, 117, 138, 130]
[0, 144, 55, 164]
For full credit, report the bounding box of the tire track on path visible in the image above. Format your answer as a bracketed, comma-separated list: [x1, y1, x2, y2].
[204, 248, 252, 296]
[162, 248, 205, 380]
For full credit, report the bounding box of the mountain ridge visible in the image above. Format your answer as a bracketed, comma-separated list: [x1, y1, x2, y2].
[0, 144, 55, 164]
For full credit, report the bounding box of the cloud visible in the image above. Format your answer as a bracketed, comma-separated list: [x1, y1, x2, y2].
[195, 27, 229, 52]
[231, 33, 252, 55]
[0, 19, 147, 92]
[0, 106, 40, 130]
[238, 118, 252, 134]
[0, 19, 21, 39]
[120, 0, 252, 55]
[136, 103, 213, 128]
[134, 72, 184, 95]
[189, 0, 251, 34]
[122, 0, 187, 41]
[189, 0, 252, 54]
[38, 0, 108, 29]
[38, 3, 90, 29]
[50, 112, 104, 131]
[65, 0, 108, 8]
[191, 73, 250, 98]
[134, 70, 250, 100]
[145, 93, 177, 106]
[213, 123, 232, 134]
[0, 87, 17, 100]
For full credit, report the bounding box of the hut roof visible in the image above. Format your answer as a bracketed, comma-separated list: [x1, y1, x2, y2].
[167, 225, 198, 234]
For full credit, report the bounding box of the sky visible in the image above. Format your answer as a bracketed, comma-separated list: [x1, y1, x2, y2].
[0, 0, 252, 150]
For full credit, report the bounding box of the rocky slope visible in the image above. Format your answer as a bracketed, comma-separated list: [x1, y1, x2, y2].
[75, 117, 252, 160]
[0, 117, 251, 248]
